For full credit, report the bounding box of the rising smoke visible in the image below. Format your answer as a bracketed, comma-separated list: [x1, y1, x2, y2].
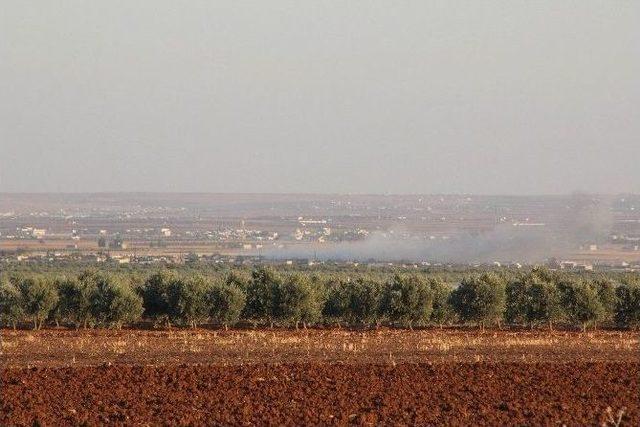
[264, 194, 615, 264]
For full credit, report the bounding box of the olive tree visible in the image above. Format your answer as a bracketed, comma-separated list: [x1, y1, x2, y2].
[208, 282, 246, 329]
[505, 279, 530, 326]
[381, 275, 433, 329]
[244, 267, 281, 327]
[322, 279, 349, 326]
[558, 279, 604, 332]
[593, 278, 618, 327]
[615, 282, 640, 329]
[506, 270, 563, 329]
[89, 274, 143, 328]
[429, 278, 456, 327]
[141, 270, 176, 326]
[57, 276, 96, 329]
[166, 275, 211, 328]
[275, 274, 322, 328]
[0, 280, 23, 329]
[450, 273, 506, 330]
[224, 271, 249, 291]
[527, 280, 563, 330]
[343, 278, 384, 327]
[16, 277, 59, 330]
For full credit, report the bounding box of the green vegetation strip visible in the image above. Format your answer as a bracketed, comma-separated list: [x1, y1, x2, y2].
[1, 267, 639, 330]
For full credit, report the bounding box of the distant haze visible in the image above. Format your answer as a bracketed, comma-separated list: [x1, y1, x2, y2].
[1, 1, 638, 194]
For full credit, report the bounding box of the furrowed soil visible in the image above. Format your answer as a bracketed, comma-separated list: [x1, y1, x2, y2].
[1, 329, 639, 426]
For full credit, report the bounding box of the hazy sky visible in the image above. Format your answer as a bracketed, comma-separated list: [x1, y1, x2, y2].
[1, 1, 638, 194]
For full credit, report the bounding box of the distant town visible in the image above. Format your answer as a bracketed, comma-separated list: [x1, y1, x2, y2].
[1, 193, 639, 271]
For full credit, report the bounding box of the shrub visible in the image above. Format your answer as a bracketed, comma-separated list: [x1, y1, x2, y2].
[615, 282, 640, 329]
[429, 278, 456, 327]
[245, 267, 281, 327]
[16, 277, 59, 330]
[0, 280, 23, 329]
[90, 274, 144, 328]
[275, 274, 322, 328]
[558, 280, 604, 332]
[57, 276, 96, 329]
[167, 275, 211, 328]
[208, 282, 246, 329]
[381, 275, 433, 328]
[450, 273, 506, 329]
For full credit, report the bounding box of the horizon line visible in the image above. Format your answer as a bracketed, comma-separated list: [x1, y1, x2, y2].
[0, 191, 635, 197]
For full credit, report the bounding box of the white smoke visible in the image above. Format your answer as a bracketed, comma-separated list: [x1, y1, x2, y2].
[263, 194, 614, 264]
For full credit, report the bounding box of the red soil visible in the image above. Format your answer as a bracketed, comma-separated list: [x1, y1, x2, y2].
[1, 329, 638, 426]
[2, 363, 638, 426]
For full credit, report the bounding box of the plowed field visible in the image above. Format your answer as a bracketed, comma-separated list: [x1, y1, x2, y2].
[1, 329, 638, 426]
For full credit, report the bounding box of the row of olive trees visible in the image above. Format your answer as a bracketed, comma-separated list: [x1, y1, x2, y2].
[1, 268, 639, 330]
[319, 270, 640, 331]
[0, 272, 143, 329]
[141, 271, 246, 329]
[453, 270, 640, 331]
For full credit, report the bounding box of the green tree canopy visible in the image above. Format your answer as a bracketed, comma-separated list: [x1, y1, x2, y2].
[275, 274, 322, 327]
[16, 276, 58, 330]
[90, 273, 143, 328]
[558, 279, 604, 332]
[381, 274, 433, 328]
[615, 282, 640, 329]
[450, 273, 506, 329]
[167, 275, 211, 328]
[208, 281, 246, 328]
[244, 267, 281, 326]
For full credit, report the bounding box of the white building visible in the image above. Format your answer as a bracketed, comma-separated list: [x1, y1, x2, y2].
[32, 229, 46, 238]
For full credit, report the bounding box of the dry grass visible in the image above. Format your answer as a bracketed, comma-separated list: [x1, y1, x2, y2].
[1, 328, 638, 368]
